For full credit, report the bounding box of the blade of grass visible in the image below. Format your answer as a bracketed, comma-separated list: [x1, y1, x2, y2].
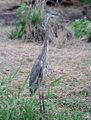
[49, 74, 67, 86]
[18, 74, 30, 97]
[7, 65, 22, 83]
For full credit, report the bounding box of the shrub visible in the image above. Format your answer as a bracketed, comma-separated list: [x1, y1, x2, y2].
[9, 2, 44, 39]
[72, 17, 91, 42]
[78, 0, 91, 4]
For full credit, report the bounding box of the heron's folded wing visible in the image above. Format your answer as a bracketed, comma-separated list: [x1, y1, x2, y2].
[29, 61, 42, 86]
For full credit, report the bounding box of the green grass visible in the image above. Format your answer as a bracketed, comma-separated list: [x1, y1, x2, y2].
[54, 97, 89, 111]
[0, 66, 91, 120]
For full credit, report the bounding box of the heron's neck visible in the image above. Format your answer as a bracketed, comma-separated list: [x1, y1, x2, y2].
[44, 28, 49, 45]
[38, 27, 49, 60]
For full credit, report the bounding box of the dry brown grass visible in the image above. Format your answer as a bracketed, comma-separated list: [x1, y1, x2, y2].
[24, 15, 73, 46]
[0, 26, 91, 98]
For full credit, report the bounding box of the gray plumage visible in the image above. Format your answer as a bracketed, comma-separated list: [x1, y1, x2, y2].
[29, 60, 43, 93]
[29, 11, 59, 94]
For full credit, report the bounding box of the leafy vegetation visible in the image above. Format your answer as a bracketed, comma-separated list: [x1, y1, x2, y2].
[79, 0, 91, 4]
[0, 66, 91, 120]
[9, 2, 44, 39]
[72, 17, 91, 42]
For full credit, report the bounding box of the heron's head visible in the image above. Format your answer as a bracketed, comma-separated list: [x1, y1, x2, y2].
[47, 10, 60, 17]
[45, 10, 60, 23]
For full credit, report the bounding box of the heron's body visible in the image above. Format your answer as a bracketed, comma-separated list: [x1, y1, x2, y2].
[29, 30, 48, 94]
[29, 60, 43, 93]
[29, 11, 59, 94]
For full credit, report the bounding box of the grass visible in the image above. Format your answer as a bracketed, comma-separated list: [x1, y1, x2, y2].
[0, 66, 91, 120]
[54, 97, 89, 111]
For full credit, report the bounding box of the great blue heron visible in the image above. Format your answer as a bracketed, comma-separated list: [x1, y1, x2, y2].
[29, 10, 60, 95]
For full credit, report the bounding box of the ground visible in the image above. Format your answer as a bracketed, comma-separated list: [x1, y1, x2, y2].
[0, 26, 91, 103]
[0, 0, 91, 115]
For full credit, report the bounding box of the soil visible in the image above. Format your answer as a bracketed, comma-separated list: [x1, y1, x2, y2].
[0, 0, 91, 109]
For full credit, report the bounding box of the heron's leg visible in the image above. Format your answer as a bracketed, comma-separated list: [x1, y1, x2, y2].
[39, 90, 45, 113]
[38, 74, 45, 114]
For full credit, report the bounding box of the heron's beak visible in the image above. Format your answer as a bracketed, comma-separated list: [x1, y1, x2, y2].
[47, 10, 60, 17]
